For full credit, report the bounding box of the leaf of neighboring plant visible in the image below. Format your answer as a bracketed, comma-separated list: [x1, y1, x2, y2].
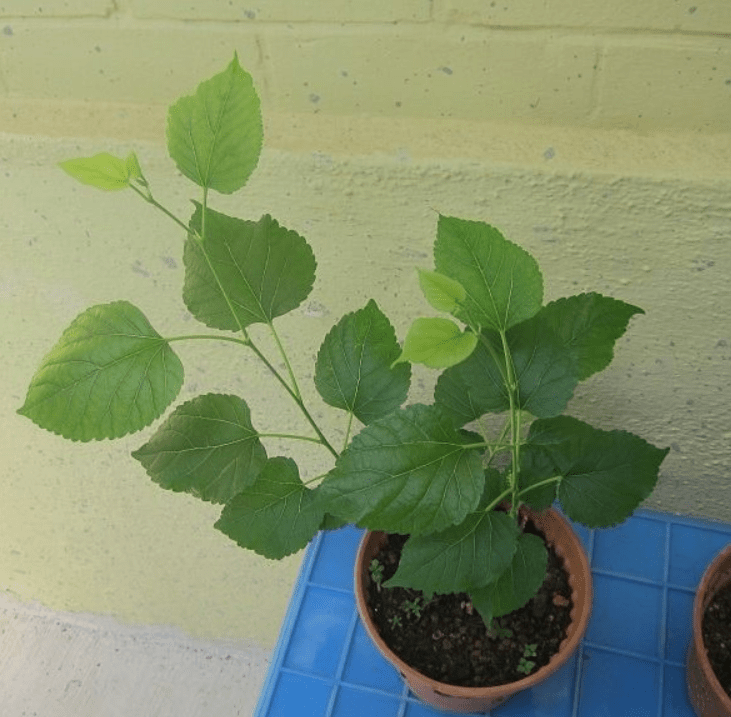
[518, 445, 559, 510]
[386, 506, 520, 595]
[184, 205, 316, 331]
[418, 269, 467, 314]
[317, 404, 485, 535]
[315, 299, 411, 425]
[132, 393, 267, 504]
[435, 317, 578, 425]
[434, 215, 543, 332]
[538, 293, 644, 381]
[166, 54, 262, 194]
[59, 153, 130, 190]
[396, 317, 478, 369]
[529, 416, 670, 528]
[18, 301, 183, 441]
[215, 457, 325, 559]
[470, 533, 548, 625]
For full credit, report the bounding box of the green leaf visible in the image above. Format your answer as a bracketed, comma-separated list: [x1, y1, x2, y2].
[132, 394, 267, 504]
[126, 151, 143, 182]
[434, 215, 543, 332]
[529, 416, 670, 528]
[518, 445, 559, 510]
[18, 301, 183, 441]
[166, 53, 262, 194]
[538, 293, 644, 380]
[184, 205, 316, 331]
[470, 532, 548, 625]
[396, 317, 478, 369]
[317, 404, 485, 535]
[435, 318, 578, 426]
[215, 457, 325, 559]
[59, 152, 130, 191]
[386, 507, 520, 595]
[418, 269, 466, 314]
[434, 331, 507, 426]
[315, 299, 411, 425]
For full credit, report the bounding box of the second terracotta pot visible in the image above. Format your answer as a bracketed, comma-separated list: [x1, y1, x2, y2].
[687, 543, 731, 717]
[354, 507, 593, 714]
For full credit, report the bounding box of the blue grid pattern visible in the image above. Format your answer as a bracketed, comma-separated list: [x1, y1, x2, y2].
[254, 510, 731, 716]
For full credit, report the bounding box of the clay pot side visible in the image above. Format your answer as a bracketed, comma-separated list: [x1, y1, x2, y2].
[687, 543, 731, 717]
[354, 507, 593, 714]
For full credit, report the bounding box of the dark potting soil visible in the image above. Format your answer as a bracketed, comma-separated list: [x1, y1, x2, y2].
[702, 581, 731, 698]
[366, 521, 574, 688]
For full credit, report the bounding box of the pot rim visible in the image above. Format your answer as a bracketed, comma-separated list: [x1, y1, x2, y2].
[691, 542, 731, 709]
[354, 506, 593, 698]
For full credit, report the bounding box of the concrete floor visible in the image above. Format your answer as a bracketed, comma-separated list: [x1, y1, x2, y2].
[0, 591, 271, 717]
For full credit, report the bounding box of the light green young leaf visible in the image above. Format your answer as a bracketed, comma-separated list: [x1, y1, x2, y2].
[132, 394, 268, 504]
[529, 416, 670, 528]
[418, 269, 466, 314]
[184, 205, 316, 330]
[315, 299, 411, 425]
[18, 301, 183, 441]
[469, 532, 548, 625]
[395, 317, 478, 369]
[125, 151, 143, 182]
[59, 152, 130, 191]
[434, 215, 543, 332]
[167, 53, 262, 194]
[215, 457, 325, 559]
[317, 404, 485, 535]
[538, 293, 644, 381]
[386, 507, 520, 595]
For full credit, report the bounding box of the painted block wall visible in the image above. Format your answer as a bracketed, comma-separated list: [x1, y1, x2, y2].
[0, 0, 729, 132]
[1, 0, 730, 649]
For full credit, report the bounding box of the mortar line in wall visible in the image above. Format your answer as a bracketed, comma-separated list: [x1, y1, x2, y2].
[3, 15, 728, 42]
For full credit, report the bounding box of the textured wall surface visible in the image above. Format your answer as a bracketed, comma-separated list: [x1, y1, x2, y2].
[0, 0, 729, 132]
[1, 0, 730, 648]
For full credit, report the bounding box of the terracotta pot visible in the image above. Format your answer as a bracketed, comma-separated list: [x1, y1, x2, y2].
[354, 507, 592, 713]
[687, 543, 731, 717]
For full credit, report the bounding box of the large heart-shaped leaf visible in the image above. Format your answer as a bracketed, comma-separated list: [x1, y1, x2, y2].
[434, 215, 543, 332]
[537, 293, 644, 381]
[470, 532, 548, 626]
[317, 404, 485, 535]
[184, 205, 316, 331]
[386, 505, 520, 596]
[132, 393, 267, 504]
[167, 54, 262, 194]
[18, 301, 183, 441]
[315, 299, 410, 425]
[215, 457, 325, 559]
[529, 416, 669, 528]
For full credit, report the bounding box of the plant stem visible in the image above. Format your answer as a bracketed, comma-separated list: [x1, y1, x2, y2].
[259, 432, 327, 445]
[129, 182, 195, 238]
[268, 322, 303, 401]
[499, 329, 521, 517]
[517, 475, 562, 500]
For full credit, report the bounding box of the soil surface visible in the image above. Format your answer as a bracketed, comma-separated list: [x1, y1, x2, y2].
[365, 519, 573, 688]
[702, 581, 731, 698]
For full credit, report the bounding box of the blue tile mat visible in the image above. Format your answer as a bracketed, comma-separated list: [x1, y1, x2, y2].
[254, 510, 731, 716]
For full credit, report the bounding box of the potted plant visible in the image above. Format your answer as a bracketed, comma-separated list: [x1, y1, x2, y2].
[687, 544, 731, 716]
[17, 56, 669, 712]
